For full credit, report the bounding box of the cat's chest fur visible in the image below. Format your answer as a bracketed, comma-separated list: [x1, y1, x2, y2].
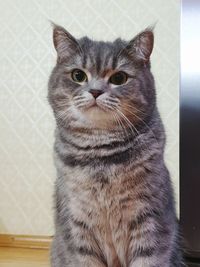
[64, 164, 146, 266]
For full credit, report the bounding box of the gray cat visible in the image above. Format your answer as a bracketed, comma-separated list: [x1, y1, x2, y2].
[48, 24, 184, 267]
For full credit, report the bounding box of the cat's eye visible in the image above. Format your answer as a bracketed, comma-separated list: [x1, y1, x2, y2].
[109, 71, 128, 85]
[71, 69, 87, 83]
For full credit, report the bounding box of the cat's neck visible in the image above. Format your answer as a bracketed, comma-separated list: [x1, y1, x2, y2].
[57, 125, 131, 149]
[56, 108, 164, 149]
[54, 111, 165, 170]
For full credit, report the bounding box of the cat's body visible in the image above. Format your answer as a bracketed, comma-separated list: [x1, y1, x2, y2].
[48, 25, 183, 266]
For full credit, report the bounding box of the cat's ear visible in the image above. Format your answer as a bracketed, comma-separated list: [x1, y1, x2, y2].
[127, 29, 154, 63]
[52, 23, 81, 62]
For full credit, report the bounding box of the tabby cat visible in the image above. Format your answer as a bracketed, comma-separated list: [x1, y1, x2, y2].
[48, 24, 183, 267]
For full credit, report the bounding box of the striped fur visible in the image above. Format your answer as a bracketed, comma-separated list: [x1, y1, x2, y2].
[48, 24, 184, 267]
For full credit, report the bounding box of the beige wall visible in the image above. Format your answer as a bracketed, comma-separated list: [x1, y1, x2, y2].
[0, 0, 180, 235]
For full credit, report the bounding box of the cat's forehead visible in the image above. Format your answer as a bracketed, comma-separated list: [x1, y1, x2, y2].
[79, 37, 125, 52]
[78, 37, 128, 73]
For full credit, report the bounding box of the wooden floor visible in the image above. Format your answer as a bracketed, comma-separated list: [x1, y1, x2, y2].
[0, 247, 50, 267]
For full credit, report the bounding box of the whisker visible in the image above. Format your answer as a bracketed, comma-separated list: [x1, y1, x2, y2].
[99, 103, 117, 111]
[74, 99, 88, 105]
[55, 107, 73, 128]
[115, 108, 153, 154]
[119, 102, 146, 116]
[114, 112, 131, 142]
[121, 107, 159, 145]
[73, 96, 86, 101]
[55, 102, 69, 108]
[100, 100, 119, 109]
[105, 97, 121, 104]
[115, 108, 138, 137]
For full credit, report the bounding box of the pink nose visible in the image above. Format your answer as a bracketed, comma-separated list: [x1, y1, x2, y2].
[89, 89, 103, 99]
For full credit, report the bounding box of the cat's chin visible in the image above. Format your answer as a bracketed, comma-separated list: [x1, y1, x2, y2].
[82, 105, 115, 130]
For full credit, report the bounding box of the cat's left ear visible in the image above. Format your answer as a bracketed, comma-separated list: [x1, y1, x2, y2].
[127, 29, 154, 63]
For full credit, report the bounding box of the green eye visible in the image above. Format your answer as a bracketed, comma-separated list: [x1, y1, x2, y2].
[109, 71, 128, 85]
[71, 69, 87, 83]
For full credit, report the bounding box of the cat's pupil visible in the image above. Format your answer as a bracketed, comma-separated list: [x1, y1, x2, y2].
[72, 69, 87, 83]
[109, 71, 127, 85]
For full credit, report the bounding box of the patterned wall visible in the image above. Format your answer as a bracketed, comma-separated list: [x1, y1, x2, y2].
[0, 0, 180, 235]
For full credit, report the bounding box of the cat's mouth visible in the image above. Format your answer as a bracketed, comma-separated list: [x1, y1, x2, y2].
[74, 97, 120, 129]
[83, 99, 110, 112]
[73, 92, 119, 114]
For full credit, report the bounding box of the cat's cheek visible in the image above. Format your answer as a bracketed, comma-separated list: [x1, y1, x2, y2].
[69, 105, 89, 125]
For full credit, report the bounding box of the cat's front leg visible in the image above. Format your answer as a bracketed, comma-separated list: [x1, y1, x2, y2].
[65, 227, 107, 267]
[51, 231, 107, 267]
[73, 254, 107, 267]
[128, 257, 170, 267]
[128, 242, 171, 267]
[127, 236, 172, 267]
[127, 218, 173, 267]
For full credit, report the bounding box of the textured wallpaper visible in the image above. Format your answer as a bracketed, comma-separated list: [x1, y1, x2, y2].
[0, 0, 180, 235]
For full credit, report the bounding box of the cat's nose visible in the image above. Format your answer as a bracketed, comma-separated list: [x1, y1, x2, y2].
[89, 89, 103, 99]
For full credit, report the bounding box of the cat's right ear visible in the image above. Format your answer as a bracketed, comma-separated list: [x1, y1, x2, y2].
[52, 23, 82, 62]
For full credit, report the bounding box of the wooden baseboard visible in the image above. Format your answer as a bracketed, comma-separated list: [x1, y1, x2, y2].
[0, 234, 52, 250]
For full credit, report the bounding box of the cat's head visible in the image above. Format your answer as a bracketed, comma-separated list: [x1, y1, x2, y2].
[48, 24, 156, 131]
